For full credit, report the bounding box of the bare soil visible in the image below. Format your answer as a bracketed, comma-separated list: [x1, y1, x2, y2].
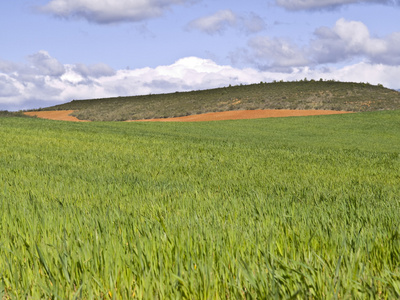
[24, 110, 90, 122]
[24, 109, 352, 122]
[131, 109, 353, 122]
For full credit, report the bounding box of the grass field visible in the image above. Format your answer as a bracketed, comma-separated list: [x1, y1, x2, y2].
[36, 81, 400, 121]
[1, 111, 400, 298]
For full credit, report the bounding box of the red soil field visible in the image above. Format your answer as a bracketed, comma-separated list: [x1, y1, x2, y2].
[24, 110, 90, 122]
[131, 109, 352, 122]
[24, 109, 352, 122]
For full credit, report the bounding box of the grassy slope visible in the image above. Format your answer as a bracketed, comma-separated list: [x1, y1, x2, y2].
[0, 111, 31, 118]
[1, 111, 399, 298]
[38, 81, 400, 121]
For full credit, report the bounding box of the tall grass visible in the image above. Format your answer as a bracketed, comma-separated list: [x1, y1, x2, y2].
[1, 111, 399, 298]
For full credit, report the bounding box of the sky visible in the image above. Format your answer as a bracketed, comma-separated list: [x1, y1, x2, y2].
[1, 0, 400, 111]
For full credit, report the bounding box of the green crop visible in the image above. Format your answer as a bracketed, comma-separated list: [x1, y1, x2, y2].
[1, 110, 399, 298]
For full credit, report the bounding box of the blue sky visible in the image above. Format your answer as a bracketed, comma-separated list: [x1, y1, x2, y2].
[1, 0, 400, 111]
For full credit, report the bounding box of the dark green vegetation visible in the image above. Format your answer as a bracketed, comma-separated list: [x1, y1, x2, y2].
[39, 81, 400, 121]
[0, 111, 30, 118]
[1, 111, 399, 298]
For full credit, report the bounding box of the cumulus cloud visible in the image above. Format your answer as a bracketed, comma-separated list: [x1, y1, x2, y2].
[73, 63, 115, 78]
[188, 10, 266, 35]
[27, 50, 66, 77]
[1, 51, 400, 111]
[241, 13, 267, 34]
[0, 60, 18, 74]
[234, 18, 400, 71]
[247, 36, 309, 70]
[275, 0, 400, 10]
[310, 18, 400, 65]
[38, 0, 188, 24]
[1, 53, 263, 110]
[0, 75, 20, 98]
[0, 51, 116, 110]
[98, 57, 268, 95]
[188, 10, 237, 34]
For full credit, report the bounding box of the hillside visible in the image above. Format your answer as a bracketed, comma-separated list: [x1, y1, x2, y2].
[37, 80, 400, 121]
[0, 110, 31, 118]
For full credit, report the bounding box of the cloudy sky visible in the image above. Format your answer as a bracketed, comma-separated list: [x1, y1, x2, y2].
[1, 0, 400, 111]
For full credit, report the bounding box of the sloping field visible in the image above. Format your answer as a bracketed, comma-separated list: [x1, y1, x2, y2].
[32, 81, 400, 121]
[1, 111, 400, 298]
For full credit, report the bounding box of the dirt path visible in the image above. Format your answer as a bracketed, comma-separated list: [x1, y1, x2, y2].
[24, 109, 352, 122]
[24, 110, 90, 122]
[131, 109, 352, 122]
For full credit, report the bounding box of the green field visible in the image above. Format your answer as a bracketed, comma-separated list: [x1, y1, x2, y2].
[1, 111, 399, 298]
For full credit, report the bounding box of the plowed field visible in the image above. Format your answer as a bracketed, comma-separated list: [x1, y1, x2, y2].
[131, 109, 352, 122]
[24, 110, 89, 122]
[24, 109, 352, 122]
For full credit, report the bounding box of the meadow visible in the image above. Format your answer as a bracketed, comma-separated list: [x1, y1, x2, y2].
[0, 110, 399, 299]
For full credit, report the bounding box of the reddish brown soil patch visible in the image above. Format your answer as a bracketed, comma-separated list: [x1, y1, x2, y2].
[24, 109, 352, 122]
[24, 110, 89, 122]
[132, 109, 352, 122]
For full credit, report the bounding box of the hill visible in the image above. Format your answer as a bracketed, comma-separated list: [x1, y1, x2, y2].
[36, 80, 400, 121]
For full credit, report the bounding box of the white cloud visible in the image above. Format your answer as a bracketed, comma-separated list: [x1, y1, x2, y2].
[275, 0, 400, 10]
[247, 36, 309, 70]
[311, 18, 400, 65]
[0, 75, 20, 98]
[188, 10, 237, 34]
[97, 57, 268, 95]
[39, 0, 188, 24]
[3, 53, 265, 110]
[27, 50, 66, 77]
[0, 60, 18, 74]
[328, 62, 400, 86]
[241, 13, 267, 34]
[188, 10, 266, 35]
[1, 52, 400, 111]
[233, 18, 400, 71]
[73, 63, 116, 78]
[377, 32, 400, 65]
